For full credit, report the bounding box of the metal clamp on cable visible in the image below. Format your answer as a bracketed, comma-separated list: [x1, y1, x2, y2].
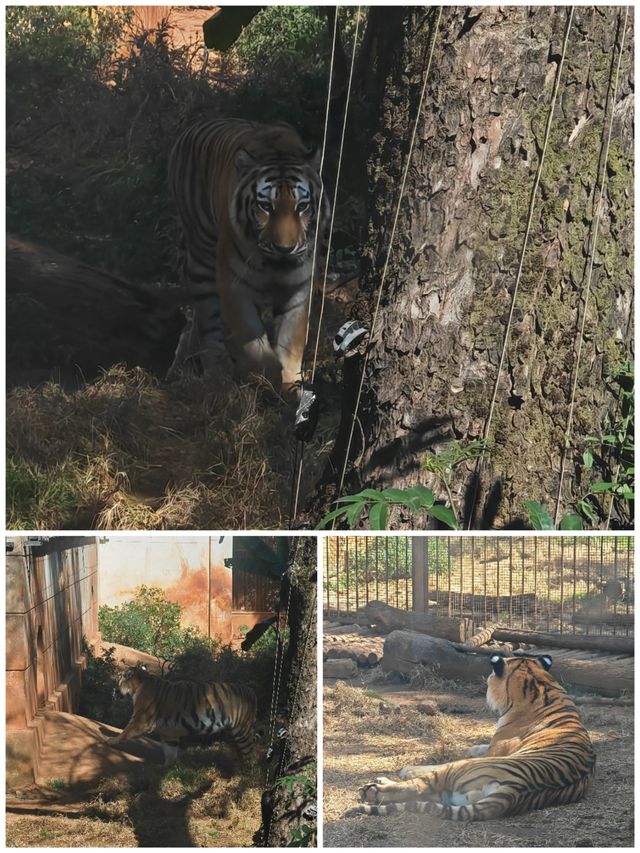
[294, 385, 319, 441]
[333, 320, 368, 358]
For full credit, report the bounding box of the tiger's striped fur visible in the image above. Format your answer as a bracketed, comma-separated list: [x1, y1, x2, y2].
[107, 665, 258, 766]
[347, 655, 595, 821]
[168, 118, 329, 391]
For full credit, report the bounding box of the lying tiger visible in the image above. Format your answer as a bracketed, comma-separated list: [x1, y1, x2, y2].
[347, 654, 595, 821]
[106, 664, 258, 766]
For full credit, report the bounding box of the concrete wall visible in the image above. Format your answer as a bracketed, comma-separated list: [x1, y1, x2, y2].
[6, 536, 99, 732]
[6, 536, 100, 786]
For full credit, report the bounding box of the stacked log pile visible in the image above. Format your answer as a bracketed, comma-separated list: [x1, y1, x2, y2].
[323, 623, 385, 678]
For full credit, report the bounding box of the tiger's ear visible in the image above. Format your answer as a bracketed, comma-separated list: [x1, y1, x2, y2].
[538, 655, 553, 671]
[235, 148, 256, 171]
[490, 654, 505, 677]
[308, 147, 322, 172]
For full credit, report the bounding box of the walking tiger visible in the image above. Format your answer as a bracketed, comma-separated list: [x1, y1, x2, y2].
[168, 118, 329, 392]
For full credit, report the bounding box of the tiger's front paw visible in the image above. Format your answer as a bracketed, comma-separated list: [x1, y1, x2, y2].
[358, 778, 395, 804]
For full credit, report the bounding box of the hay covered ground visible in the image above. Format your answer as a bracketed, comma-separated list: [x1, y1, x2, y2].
[323, 679, 634, 848]
[7, 365, 339, 530]
[6, 741, 263, 848]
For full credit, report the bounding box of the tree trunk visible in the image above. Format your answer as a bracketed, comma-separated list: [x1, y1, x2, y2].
[313, 6, 633, 529]
[260, 537, 317, 847]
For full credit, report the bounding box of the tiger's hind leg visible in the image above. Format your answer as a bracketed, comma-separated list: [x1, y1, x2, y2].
[346, 772, 510, 822]
[345, 796, 507, 821]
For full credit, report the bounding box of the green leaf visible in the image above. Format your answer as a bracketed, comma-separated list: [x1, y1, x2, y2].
[401, 485, 435, 508]
[582, 449, 593, 469]
[428, 504, 458, 529]
[379, 488, 414, 503]
[345, 500, 366, 528]
[353, 488, 387, 502]
[525, 500, 554, 530]
[590, 481, 614, 493]
[368, 501, 388, 531]
[579, 499, 597, 524]
[559, 513, 583, 530]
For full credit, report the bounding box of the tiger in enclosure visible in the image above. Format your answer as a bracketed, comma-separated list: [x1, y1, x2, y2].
[168, 118, 330, 392]
[106, 664, 258, 766]
[346, 654, 595, 821]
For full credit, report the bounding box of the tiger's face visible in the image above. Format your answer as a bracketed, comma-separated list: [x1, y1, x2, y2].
[233, 151, 322, 262]
[485, 654, 554, 714]
[115, 664, 149, 698]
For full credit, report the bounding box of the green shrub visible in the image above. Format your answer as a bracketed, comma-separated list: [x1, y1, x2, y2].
[99, 585, 196, 660]
[5, 7, 129, 82]
[232, 6, 326, 65]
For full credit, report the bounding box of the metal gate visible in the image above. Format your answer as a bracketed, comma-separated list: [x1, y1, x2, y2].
[324, 536, 634, 636]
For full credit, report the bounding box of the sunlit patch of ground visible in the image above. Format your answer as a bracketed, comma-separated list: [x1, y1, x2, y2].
[323, 679, 634, 847]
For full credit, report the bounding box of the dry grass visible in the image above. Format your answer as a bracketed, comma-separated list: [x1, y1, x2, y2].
[6, 748, 263, 848]
[323, 682, 634, 847]
[6, 365, 338, 530]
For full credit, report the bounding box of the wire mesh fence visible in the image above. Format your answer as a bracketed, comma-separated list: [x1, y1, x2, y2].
[324, 536, 634, 637]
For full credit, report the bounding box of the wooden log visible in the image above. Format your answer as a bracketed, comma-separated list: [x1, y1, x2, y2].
[491, 628, 634, 655]
[571, 695, 634, 707]
[6, 235, 183, 388]
[359, 601, 472, 642]
[571, 613, 634, 628]
[383, 630, 632, 697]
[324, 658, 358, 679]
[322, 644, 380, 666]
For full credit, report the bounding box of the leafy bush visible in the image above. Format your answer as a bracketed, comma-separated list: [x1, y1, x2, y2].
[99, 585, 203, 660]
[6, 7, 129, 82]
[232, 6, 326, 65]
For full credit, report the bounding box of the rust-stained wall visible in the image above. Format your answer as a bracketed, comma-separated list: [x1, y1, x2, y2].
[6, 536, 100, 785]
[100, 5, 218, 51]
[6, 537, 99, 732]
[98, 536, 272, 643]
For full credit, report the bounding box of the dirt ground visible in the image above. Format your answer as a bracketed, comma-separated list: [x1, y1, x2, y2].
[323, 678, 634, 848]
[6, 711, 263, 847]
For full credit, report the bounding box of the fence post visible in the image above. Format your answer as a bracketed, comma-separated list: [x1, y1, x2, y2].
[412, 537, 427, 613]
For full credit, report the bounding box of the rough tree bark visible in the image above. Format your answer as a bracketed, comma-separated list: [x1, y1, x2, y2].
[311, 6, 633, 529]
[260, 537, 317, 847]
